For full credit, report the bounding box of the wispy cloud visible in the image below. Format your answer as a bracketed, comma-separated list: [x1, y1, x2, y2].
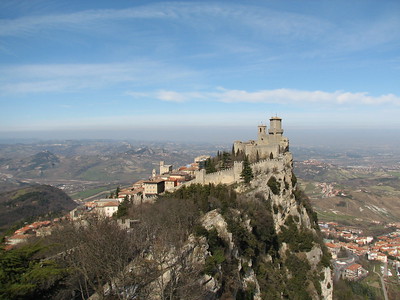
[0, 3, 321, 37]
[1, 1, 398, 60]
[214, 88, 400, 106]
[127, 89, 203, 103]
[128, 88, 400, 106]
[0, 61, 197, 95]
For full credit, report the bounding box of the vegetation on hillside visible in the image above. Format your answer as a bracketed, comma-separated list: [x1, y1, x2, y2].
[0, 243, 67, 300]
[0, 185, 77, 234]
[1, 182, 330, 299]
[240, 155, 254, 184]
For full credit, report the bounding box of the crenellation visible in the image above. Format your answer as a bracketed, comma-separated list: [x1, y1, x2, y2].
[179, 116, 292, 188]
[234, 116, 289, 162]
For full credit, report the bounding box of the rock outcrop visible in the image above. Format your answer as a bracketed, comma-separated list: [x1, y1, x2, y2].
[186, 151, 333, 299]
[148, 151, 333, 299]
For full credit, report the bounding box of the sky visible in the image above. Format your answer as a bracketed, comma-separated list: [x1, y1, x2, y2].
[1, 0, 400, 144]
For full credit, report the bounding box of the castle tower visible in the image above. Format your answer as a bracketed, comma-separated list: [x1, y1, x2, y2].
[268, 117, 283, 136]
[257, 124, 268, 143]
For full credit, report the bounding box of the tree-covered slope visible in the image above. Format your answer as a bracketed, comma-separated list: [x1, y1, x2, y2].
[0, 185, 77, 233]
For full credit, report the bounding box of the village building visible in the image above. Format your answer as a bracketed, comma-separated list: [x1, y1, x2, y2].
[94, 200, 120, 217]
[343, 263, 368, 281]
[325, 242, 341, 259]
[165, 178, 178, 190]
[194, 155, 211, 169]
[160, 161, 172, 175]
[6, 234, 33, 246]
[143, 179, 165, 196]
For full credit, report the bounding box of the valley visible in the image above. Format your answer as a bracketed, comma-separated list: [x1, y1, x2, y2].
[1, 140, 399, 229]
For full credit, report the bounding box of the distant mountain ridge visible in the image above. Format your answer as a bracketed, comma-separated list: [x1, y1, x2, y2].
[0, 141, 218, 193]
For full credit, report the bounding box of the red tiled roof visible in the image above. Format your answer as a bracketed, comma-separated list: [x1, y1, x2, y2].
[102, 202, 120, 207]
[346, 263, 362, 271]
[325, 242, 339, 248]
[143, 179, 165, 184]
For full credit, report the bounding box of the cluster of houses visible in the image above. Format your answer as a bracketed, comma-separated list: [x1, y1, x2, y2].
[117, 156, 210, 200]
[315, 182, 343, 198]
[321, 221, 400, 281]
[4, 156, 211, 249]
[4, 220, 56, 250]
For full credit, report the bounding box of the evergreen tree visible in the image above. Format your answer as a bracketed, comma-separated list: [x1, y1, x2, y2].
[222, 152, 231, 169]
[205, 158, 216, 174]
[0, 243, 66, 299]
[115, 196, 130, 218]
[241, 155, 254, 184]
[115, 186, 121, 197]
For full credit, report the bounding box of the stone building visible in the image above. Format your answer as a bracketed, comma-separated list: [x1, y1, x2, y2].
[143, 179, 165, 196]
[160, 161, 172, 175]
[233, 116, 289, 162]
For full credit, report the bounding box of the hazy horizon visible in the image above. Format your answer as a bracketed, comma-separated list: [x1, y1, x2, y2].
[1, 127, 400, 151]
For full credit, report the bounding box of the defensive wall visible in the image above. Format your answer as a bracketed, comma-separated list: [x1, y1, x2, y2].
[184, 152, 293, 186]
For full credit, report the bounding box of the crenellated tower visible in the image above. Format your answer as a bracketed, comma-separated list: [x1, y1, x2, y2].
[257, 124, 268, 143]
[233, 115, 289, 162]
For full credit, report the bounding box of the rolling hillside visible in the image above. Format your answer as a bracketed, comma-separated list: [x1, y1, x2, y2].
[295, 159, 400, 225]
[0, 184, 77, 234]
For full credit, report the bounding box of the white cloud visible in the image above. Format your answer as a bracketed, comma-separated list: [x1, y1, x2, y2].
[0, 3, 325, 38]
[214, 88, 400, 106]
[127, 90, 204, 103]
[1, 2, 398, 61]
[128, 88, 400, 106]
[156, 90, 187, 102]
[0, 62, 197, 95]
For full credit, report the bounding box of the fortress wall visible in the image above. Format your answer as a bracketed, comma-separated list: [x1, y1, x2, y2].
[180, 153, 292, 188]
[250, 154, 291, 175]
[190, 164, 239, 185]
[251, 158, 279, 175]
[245, 144, 281, 161]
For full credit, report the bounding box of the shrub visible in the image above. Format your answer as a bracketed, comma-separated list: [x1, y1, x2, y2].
[291, 171, 297, 187]
[267, 176, 281, 195]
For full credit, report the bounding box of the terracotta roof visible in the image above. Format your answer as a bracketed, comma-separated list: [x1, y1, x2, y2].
[10, 234, 31, 240]
[101, 202, 120, 207]
[346, 263, 362, 271]
[325, 242, 339, 248]
[143, 179, 165, 184]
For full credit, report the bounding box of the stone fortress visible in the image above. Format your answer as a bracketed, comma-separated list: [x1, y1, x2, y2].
[190, 116, 292, 186]
[234, 116, 289, 162]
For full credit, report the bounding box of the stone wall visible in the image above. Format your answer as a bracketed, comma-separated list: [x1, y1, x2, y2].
[184, 152, 292, 187]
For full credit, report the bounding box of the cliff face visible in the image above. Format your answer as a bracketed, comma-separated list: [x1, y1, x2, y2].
[189, 152, 333, 299]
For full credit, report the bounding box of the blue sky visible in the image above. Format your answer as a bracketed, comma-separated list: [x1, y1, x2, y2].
[1, 0, 400, 143]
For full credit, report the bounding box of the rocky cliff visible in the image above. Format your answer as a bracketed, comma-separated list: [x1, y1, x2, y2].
[143, 152, 333, 299]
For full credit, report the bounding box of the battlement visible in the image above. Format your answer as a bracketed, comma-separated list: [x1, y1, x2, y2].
[234, 116, 289, 163]
[176, 116, 291, 188]
[182, 152, 292, 187]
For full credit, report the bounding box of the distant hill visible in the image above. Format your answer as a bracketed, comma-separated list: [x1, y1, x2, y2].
[294, 160, 400, 225]
[0, 141, 220, 195]
[8, 150, 60, 171]
[0, 184, 77, 233]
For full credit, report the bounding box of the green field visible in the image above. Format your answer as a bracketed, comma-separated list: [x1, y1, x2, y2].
[71, 186, 115, 200]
